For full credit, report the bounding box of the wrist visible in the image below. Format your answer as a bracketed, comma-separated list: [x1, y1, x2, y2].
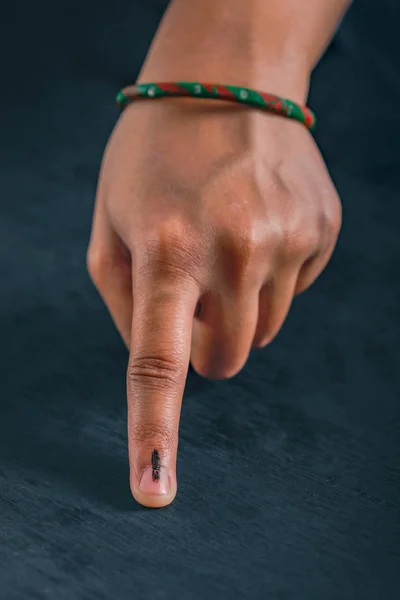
[138, 0, 312, 105]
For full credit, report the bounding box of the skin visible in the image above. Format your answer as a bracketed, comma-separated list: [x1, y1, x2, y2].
[87, 0, 351, 508]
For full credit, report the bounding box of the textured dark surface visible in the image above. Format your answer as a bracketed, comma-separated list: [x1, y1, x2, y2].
[1, 1, 399, 599]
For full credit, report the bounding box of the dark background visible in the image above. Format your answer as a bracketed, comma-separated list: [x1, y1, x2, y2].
[1, 1, 399, 598]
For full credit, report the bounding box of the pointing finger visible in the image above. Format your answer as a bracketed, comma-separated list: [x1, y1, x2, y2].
[127, 267, 199, 508]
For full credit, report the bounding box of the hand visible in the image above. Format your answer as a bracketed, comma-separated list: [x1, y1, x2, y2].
[87, 97, 342, 508]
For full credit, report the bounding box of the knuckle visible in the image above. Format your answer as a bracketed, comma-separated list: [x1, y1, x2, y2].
[139, 217, 201, 280]
[127, 355, 182, 390]
[217, 220, 263, 288]
[317, 184, 342, 241]
[148, 218, 192, 259]
[282, 208, 341, 261]
[86, 247, 108, 284]
[321, 204, 342, 242]
[283, 228, 315, 260]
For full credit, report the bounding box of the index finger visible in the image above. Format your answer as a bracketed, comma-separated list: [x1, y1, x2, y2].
[127, 267, 199, 508]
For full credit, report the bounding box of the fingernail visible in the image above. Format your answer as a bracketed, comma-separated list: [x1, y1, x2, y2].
[139, 450, 170, 495]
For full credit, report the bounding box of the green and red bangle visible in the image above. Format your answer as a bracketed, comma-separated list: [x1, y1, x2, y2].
[116, 82, 316, 131]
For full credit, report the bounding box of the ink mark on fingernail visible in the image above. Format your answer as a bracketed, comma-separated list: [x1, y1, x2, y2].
[151, 449, 161, 482]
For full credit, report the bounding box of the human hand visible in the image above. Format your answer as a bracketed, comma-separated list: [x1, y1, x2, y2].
[87, 97, 341, 508]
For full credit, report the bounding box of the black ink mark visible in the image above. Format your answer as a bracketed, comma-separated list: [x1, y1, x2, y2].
[151, 449, 161, 482]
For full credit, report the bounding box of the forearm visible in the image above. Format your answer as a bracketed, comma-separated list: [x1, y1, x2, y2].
[138, 0, 351, 104]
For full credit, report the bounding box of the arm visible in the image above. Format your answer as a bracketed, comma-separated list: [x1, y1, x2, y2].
[138, 0, 351, 103]
[89, 0, 351, 509]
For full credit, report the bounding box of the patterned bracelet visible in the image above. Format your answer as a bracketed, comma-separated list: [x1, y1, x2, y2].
[116, 82, 316, 131]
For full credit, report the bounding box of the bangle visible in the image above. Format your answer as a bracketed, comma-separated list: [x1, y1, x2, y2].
[116, 82, 316, 131]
